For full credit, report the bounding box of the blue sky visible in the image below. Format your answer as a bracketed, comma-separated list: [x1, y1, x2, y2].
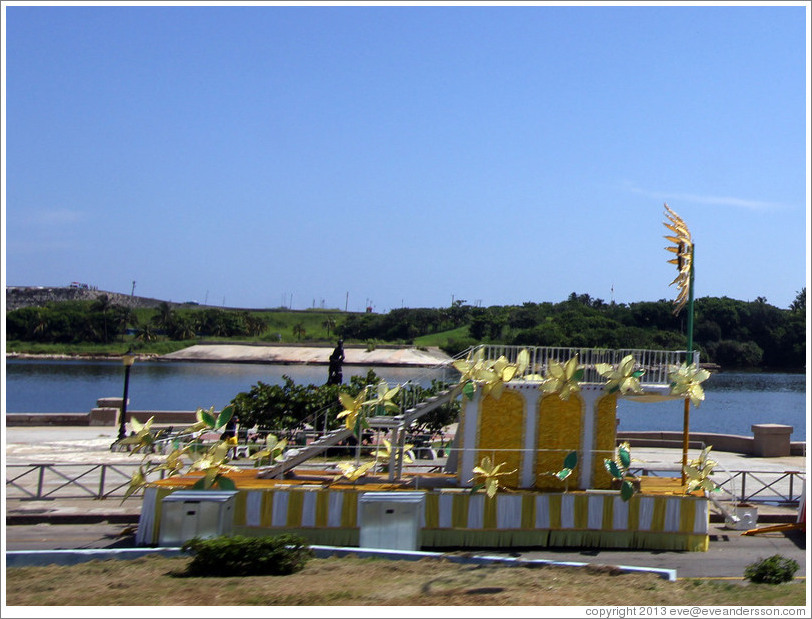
[3, 2, 809, 313]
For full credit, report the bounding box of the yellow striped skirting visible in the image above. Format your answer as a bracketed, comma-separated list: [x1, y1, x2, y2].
[136, 486, 709, 552]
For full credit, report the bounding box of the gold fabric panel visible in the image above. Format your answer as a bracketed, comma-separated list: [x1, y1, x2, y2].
[535, 393, 583, 490]
[592, 392, 618, 489]
[477, 390, 524, 489]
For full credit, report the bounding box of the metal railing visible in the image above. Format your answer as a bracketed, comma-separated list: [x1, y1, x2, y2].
[629, 466, 805, 505]
[718, 470, 805, 505]
[7, 460, 803, 505]
[170, 344, 693, 456]
[472, 344, 699, 385]
[6, 463, 172, 500]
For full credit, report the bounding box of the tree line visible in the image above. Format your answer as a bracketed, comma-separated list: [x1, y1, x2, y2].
[339, 290, 806, 370]
[5, 289, 806, 370]
[5, 298, 267, 344]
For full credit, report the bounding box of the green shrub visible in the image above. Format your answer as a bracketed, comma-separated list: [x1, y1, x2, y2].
[182, 534, 313, 577]
[743, 554, 799, 584]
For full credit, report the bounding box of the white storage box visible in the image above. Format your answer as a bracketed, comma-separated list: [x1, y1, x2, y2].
[359, 492, 425, 551]
[159, 490, 239, 546]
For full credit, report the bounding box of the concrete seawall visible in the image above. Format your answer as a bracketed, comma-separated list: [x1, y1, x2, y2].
[617, 430, 805, 458]
[6, 410, 200, 427]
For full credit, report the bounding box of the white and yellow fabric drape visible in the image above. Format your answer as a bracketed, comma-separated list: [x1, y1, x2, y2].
[137, 485, 709, 551]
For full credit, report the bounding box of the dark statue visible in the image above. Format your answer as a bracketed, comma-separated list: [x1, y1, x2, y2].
[327, 339, 345, 385]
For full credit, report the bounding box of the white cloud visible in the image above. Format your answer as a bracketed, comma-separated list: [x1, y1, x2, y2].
[624, 184, 789, 212]
[24, 209, 84, 226]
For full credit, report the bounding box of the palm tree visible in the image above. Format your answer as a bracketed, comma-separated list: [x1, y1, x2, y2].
[112, 305, 135, 341]
[292, 322, 306, 341]
[91, 294, 112, 343]
[31, 309, 49, 340]
[322, 316, 336, 338]
[245, 314, 267, 337]
[171, 317, 197, 341]
[135, 323, 157, 343]
[152, 302, 174, 331]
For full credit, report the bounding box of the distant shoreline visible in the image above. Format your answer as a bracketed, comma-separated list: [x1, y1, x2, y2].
[7, 352, 161, 363]
[5, 344, 455, 368]
[0, 352, 736, 374]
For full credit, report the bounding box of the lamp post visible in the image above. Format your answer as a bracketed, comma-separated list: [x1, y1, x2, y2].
[117, 350, 136, 442]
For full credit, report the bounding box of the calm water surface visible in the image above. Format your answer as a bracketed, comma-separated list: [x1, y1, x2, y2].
[4, 360, 807, 441]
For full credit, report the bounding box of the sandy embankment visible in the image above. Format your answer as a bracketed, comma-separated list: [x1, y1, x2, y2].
[160, 344, 453, 366]
[8, 344, 454, 367]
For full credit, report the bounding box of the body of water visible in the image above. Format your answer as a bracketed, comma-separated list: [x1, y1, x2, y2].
[4, 359, 807, 441]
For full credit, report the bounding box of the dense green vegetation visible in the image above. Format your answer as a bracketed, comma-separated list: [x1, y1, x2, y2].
[182, 534, 313, 577]
[6, 289, 806, 370]
[230, 370, 459, 438]
[339, 290, 806, 370]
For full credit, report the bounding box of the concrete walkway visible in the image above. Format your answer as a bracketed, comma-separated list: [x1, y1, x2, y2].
[6, 425, 805, 522]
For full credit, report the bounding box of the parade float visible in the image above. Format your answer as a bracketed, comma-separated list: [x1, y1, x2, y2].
[130, 204, 716, 552]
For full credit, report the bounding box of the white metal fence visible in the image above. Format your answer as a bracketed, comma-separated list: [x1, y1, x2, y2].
[6, 461, 802, 505]
[471, 344, 700, 385]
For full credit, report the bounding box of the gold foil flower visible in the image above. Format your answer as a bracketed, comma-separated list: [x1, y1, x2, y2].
[668, 362, 711, 407]
[540, 355, 583, 401]
[469, 456, 517, 498]
[595, 354, 645, 395]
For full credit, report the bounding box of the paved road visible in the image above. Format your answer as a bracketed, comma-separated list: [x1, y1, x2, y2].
[5, 522, 138, 552]
[495, 523, 807, 579]
[5, 520, 805, 580]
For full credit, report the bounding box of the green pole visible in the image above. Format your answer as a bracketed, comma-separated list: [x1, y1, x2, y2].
[686, 244, 696, 360]
[681, 243, 696, 486]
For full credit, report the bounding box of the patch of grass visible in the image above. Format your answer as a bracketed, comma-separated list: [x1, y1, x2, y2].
[413, 326, 470, 348]
[6, 339, 191, 357]
[5, 556, 806, 607]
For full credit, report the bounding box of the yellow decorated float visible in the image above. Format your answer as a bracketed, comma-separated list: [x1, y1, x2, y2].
[132, 205, 714, 552]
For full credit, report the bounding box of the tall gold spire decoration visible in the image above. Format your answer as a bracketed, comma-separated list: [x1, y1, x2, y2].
[663, 203, 698, 487]
[663, 203, 693, 316]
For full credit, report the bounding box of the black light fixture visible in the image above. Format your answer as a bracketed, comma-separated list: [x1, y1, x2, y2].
[117, 349, 136, 442]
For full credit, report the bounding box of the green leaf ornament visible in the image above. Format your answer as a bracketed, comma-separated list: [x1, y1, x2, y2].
[556, 468, 573, 481]
[216, 404, 235, 430]
[618, 444, 631, 469]
[620, 480, 635, 502]
[216, 476, 236, 491]
[605, 459, 622, 479]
